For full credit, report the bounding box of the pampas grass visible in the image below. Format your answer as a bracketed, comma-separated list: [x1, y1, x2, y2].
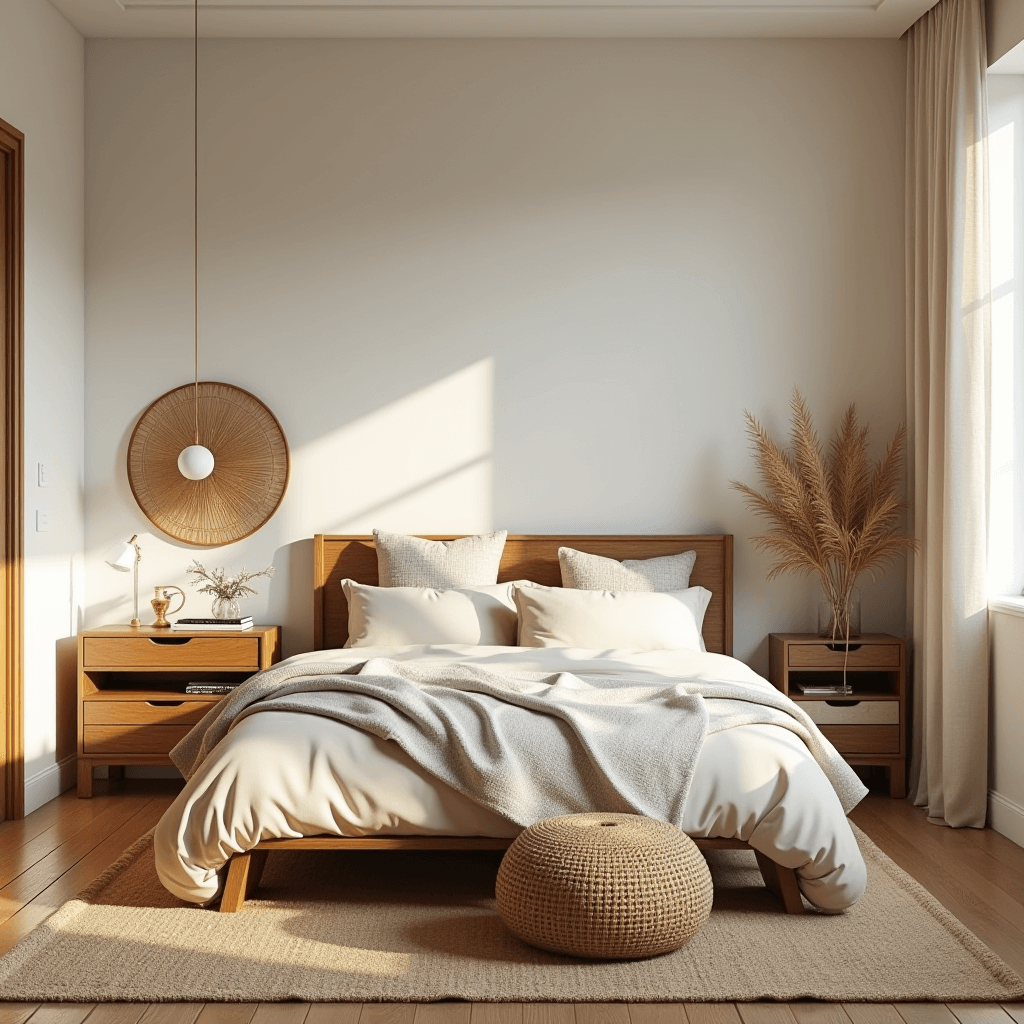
[733, 391, 917, 644]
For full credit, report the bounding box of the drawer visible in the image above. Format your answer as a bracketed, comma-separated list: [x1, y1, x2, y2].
[84, 636, 259, 669]
[803, 700, 899, 726]
[83, 700, 215, 727]
[83, 724, 192, 755]
[819, 724, 901, 754]
[788, 643, 901, 669]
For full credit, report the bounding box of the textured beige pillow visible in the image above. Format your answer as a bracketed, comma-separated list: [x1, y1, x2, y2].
[514, 584, 711, 652]
[558, 547, 697, 592]
[373, 530, 507, 588]
[343, 579, 519, 647]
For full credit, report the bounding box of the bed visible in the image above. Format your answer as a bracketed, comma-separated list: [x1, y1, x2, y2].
[153, 534, 868, 916]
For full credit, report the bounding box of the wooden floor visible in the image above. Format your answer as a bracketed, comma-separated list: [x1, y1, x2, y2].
[1, 778, 1023, 1023]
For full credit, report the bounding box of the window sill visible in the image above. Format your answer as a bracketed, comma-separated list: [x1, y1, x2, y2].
[989, 596, 1024, 619]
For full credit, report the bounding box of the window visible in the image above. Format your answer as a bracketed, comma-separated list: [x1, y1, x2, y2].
[987, 75, 1024, 596]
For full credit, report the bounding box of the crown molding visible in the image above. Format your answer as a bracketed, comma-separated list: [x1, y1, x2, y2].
[53, 0, 938, 37]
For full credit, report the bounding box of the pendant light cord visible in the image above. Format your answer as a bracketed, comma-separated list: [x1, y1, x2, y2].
[193, 0, 200, 446]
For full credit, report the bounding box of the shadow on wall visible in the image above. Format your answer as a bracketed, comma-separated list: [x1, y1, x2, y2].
[88, 358, 500, 659]
[83, 40, 912, 669]
[55, 636, 77, 765]
[269, 538, 313, 654]
[272, 359, 496, 655]
[87, 349, 829, 668]
[282, 358, 495, 538]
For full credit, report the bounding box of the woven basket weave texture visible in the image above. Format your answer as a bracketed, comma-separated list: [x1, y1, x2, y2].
[495, 812, 713, 959]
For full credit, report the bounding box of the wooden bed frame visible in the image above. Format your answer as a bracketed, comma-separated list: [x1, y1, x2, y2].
[313, 534, 734, 655]
[220, 534, 805, 915]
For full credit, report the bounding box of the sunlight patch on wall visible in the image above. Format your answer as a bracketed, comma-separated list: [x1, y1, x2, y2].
[992, 123, 1016, 291]
[989, 117, 1020, 596]
[286, 359, 494, 536]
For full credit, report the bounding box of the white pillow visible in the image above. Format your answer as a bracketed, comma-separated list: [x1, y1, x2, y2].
[342, 579, 519, 647]
[559, 547, 697, 592]
[514, 584, 712, 652]
[373, 529, 507, 588]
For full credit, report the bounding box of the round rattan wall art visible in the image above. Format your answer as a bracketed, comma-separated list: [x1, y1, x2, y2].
[127, 382, 289, 547]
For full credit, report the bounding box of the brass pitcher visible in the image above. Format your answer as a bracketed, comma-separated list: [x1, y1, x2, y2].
[151, 585, 186, 629]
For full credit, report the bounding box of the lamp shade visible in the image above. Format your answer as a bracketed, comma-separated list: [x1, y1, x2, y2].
[106, 541, 137, 572]
[177, 444, 215, 481]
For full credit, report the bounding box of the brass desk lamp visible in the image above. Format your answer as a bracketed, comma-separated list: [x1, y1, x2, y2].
[106, 535, 142, 628]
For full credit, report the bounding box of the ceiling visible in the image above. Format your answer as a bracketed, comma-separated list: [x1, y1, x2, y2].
[50, 0, 942, 39]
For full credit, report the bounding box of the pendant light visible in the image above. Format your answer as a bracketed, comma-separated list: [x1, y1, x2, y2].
[125, 2, 290, 546]
[177, 0, 215, 482]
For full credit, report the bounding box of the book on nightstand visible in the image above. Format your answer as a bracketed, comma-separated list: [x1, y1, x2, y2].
[172, 617, 253, 631]
[794, 683, 852, 695]
[184, 683, 240, 694]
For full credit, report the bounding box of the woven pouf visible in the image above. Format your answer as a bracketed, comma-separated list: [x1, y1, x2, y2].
[495, 812, 713, 959]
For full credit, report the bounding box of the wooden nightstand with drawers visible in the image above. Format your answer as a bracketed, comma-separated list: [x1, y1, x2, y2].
[77, 624, 282, 797]
[768, 632, 907, 798]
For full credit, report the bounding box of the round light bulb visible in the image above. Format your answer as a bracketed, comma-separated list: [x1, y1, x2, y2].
[178, 444, 215, 480]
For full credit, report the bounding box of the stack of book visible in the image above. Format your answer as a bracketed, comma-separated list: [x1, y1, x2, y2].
[184, 682, 240, 695]
[795, 682, 852, 696]
[172, 616, 254, 631]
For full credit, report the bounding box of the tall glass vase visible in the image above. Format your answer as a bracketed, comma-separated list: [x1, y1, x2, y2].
[817, 586, 861, 641]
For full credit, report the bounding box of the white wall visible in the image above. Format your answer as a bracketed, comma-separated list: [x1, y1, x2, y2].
[987, 74, 1024, 847]
[85, 38, 908, 675]
[0, 0, 85, 812]
[989, 75, 1024, 596]
[990, 605, 1024, 844]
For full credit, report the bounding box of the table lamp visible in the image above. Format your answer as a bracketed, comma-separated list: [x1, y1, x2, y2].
[106, 535, 142, 627]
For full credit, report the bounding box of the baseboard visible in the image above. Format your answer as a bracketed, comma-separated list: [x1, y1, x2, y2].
[989, 789, 1024, 848]
[24, 754, 77, 815]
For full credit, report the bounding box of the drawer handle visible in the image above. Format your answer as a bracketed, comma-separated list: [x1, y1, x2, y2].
[825, 700, 861, 707]
[147, 700, 185, 707]
[147, 637, 193, 646]
[825, 643, 862, 653]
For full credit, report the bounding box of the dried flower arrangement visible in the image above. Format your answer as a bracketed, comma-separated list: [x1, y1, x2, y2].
[732, 392, 917, 665]
[185, 561, 275, 619]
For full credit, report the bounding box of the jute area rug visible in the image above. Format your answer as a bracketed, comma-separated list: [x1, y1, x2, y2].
[0, 824, 1021, 1003]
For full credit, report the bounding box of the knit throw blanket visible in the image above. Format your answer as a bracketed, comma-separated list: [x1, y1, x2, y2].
[170, 658, 867, 826]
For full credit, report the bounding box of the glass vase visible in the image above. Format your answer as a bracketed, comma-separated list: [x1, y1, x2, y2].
[817, 587, 861, 641]
[211, 596, 242, 620]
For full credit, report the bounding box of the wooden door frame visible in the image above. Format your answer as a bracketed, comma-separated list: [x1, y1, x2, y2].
[0, 116, 24, 820]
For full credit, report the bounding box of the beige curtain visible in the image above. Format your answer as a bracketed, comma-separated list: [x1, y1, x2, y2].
[906, 0, 991, 828]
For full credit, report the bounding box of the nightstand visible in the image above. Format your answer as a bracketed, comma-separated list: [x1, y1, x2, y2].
[768, 632, 907, 798]
[77, 624, 282, 797]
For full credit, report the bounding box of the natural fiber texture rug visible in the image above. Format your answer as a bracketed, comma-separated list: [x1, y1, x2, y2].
[0, 824, 1021, 1003]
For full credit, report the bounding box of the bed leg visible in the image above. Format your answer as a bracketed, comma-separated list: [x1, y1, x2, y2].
[220, 853, 253, 913]
[754, 850, 805, 915]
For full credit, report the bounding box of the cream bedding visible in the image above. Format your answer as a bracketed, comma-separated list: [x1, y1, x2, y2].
[154, 645, 869, 912]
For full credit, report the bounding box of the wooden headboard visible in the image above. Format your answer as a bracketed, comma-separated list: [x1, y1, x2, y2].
[313, 534, 733, 656]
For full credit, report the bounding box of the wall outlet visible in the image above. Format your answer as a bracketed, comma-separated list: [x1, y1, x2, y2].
[35, 510, 50, 532]
[37, 463, 48, 487]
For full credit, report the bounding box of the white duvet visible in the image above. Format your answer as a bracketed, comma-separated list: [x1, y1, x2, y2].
[154, 644, 869, 911]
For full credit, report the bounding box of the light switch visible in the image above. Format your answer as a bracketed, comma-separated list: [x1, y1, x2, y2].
[36, 510, 50, 532]
[37, 463, 48, 487]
